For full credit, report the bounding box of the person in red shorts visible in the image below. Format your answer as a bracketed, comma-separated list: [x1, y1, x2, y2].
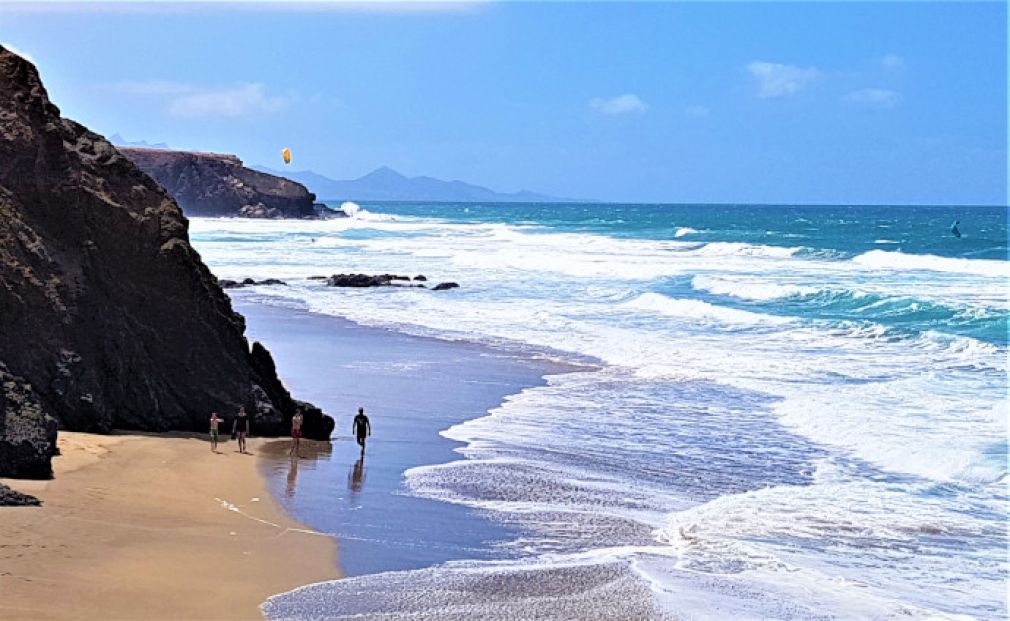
[289, 411, 304, 457]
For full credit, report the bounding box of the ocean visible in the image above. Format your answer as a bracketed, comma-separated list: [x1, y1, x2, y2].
[189, 202, 1007, 620]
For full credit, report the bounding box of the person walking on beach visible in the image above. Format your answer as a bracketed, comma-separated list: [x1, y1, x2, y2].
[209, 412, 222, 452]
[353, 407, 371, 453]
[289, 411, 304, 457]
[232, 406, 250, 454]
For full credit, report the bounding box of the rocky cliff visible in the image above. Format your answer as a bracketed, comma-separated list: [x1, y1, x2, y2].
[0, 47, 333, 478]
[120, 147, 319, 218]
[1, 363, 58, 479]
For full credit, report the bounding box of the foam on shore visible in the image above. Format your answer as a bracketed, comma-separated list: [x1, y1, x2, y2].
[191, 206, 1006, 620]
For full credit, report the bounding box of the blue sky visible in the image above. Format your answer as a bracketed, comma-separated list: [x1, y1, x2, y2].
[2, 1, 1006, 205]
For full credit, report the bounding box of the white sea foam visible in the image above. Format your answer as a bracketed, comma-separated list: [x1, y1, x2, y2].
[190, 214, 1006, 485]
[852, 249, 1010, 277]
[673, 226, 697, 238]
[691, 274, 820, 301]
[691, 241, 803, 257]
[622, 292, 793, 325]
[188, 214, 1008, 619]
[649, 477, 1004, 619]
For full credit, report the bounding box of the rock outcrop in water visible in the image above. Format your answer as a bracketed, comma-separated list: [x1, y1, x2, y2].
[327, 273, 413, 288]
[219, 278, 288, 289]
[0, 46, 333, 478]
[119, 147, 321, 219]
[323, 273, 457, 290]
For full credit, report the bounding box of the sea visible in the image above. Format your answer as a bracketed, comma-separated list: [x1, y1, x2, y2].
[189, 202, 1008, 620]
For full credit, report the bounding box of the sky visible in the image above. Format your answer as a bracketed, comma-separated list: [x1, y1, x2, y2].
[1, 1, 1006, 205]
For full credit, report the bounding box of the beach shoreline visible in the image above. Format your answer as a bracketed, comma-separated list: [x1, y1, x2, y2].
[0, 431, 340, 621]
[234, 297, 576, 580]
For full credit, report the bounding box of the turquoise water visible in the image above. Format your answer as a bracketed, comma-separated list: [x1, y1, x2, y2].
[191, 202, 1008, 620]
[345, 202, 1008, 346]
[359, 202, 1007, 259]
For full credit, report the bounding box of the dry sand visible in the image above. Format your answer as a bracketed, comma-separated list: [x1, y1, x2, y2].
[0, 432, 340, 621]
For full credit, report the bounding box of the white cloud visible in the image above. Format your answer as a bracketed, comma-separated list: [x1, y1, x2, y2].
[844, 88, 900, 109]
[684, 104, 710, 118]
[168, 83, 290, 119]
[880, 54, 905, 71]
[101, 80, 291, 120]
[747, 61, 819, 98]
[589, 94, 648, 115]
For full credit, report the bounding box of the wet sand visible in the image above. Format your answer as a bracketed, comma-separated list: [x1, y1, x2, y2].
[0, 432, 339, 621]
[236, 299, 670, 620]
[236, 298, 566, 578]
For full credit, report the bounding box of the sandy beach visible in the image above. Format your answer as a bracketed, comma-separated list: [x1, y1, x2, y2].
[0, 432, 339, 621]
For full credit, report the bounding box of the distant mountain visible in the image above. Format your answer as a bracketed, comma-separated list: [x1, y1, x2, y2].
[250, 165, 588, 203]
[109, 133, 170, 149]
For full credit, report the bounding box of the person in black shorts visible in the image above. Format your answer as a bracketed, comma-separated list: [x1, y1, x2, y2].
[353, 407, 371, 453]
[232, 406, 250, 453]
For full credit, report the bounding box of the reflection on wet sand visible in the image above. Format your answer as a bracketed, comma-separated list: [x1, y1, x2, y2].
[260, 439, 334, 500]
[348, 454, 366, 494]
[286, 457, 299, 498]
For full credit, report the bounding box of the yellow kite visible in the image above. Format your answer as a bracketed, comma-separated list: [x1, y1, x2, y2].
[282, 147, 292, 165]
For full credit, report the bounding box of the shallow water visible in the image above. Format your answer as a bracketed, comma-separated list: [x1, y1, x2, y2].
[240, 302, 560, 577]
[192, 202, 1007, 620]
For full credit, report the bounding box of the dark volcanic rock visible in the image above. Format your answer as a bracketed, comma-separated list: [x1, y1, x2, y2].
[325, 273, 449, 289]
[0, 47, 333, 442]
[0, 362, 58, 479]
[219, 278, 287, 290]
[327, 273, 393, 288]
[313, 203, 348, 219]
[0, 483, 41, 506]
[413, 275, 427, 281]
[248, 343, 332, 440]
[119, 148, 318, 219]
[297, 399, 335, 440]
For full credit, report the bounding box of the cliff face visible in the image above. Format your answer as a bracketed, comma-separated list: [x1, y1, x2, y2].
[120, 148, 318, 218]
[0, 47, 332, 477]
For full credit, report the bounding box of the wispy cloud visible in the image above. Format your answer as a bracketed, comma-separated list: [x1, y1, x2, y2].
[746, 61, 819, 98]
[101, 80, 292, 119]
[844, 88, 900, 109]
[880, 54, 905, 71]
[684, 104, 710, 118]
[589, 94, 648, 116]
[169, 83, 290, 119]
